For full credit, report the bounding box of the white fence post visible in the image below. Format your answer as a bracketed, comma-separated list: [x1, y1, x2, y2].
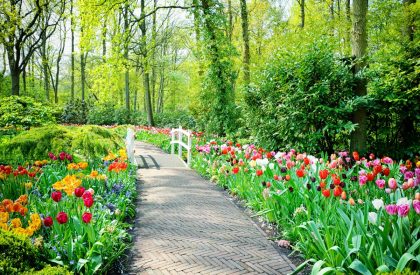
[126, 128, 136, 165]
[171, 128, 175, 155]
[187, 130, 192, 167]
[178, 125, 182, 159]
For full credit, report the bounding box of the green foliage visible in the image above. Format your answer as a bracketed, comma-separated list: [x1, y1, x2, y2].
[0, 229, 44, 273]
[154, 111, 196, 129]
[0, 125, 123, 163]
[0, 230, 70, 274]
[194, 0, 238, 136]
[61, 100, 90, 125]
[367, 42, 420, 158]
[136, 130, 171, 153]
[0, 96, 56, 128]
[245, 40, 355, 153]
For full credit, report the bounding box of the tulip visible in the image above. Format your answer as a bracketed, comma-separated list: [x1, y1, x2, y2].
[319, 169, 328, 180]
[56, 212, 68, 224]
[375, 179, 385, 189]
[296, 169, 305, 178]
[51, 191, 62, 202]
[413, 200, 420, 214]
[383, 167, 390, 176]
[82, 212, 92, 223]
[372, 199, 384, 210]
[349, 198, 355, 206]
[322, 189, 331, 198]
[385, 204, 398, 215]
[388, 178, 397, 190]
[43, 216, 53, 227]
[397, 204, 410, 217]
[232, 167, 239, 174]
[256, 170, 263, 177]
[74, 187, 85, 197]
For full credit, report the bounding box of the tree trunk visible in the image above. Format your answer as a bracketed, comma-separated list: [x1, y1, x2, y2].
[10, 69, 20, 96]
[350, 0, 368, 154]
[192, 0, 204, 76]
[124, 4, 130, 111]
[141, 0, 154, 126]
[157, 68, 165, 113]
[227, 0, 233, 41]
[403, 0, 416, 41]
[102, 16, 107, 60]
[81, 53, 86, 101]
[41, 30, 50, 101]
[299, 0, 305, 28]
[71, 0, 75, 101]
[150, 0, 158, 112]
[239, 0, 250, 87]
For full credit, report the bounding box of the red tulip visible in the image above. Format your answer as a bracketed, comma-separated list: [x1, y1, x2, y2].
[266, 182, 271, 188]
[367, 173, 374, 182]
[383, 167, 390, 176]
[83, 197, 94, 208]
[322, 189, 331, 198]
[304, 157, 310, 166]
[82, 212, 92, 224]
[319, 169, 329, 180]
[333, 187, 342, 197]
[333, 177, 341, 186]
[51, 191, 62, 202]
[232, 167, 239, 174]
[296, 169, 305, 178]
[352, 151, 360, 161]
[56, 212, 68, 224]
[74, 187, 85, 197]
[256, 170, 263, 177]
[273, 175, 279, 181]
[44, 216, 53, 227]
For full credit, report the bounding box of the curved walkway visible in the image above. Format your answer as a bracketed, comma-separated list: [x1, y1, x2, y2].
[128, 142, 295, 275]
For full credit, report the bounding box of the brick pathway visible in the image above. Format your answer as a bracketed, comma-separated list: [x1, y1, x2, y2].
[128, 142, 295, 274]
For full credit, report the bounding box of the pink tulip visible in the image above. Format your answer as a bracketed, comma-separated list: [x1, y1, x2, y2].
[413, 200, 420, 214]
[385, 204, 398, 215]
[388, 178, 397, 190]
[397, 204, 410, 217]
[375, 179, 385, 189]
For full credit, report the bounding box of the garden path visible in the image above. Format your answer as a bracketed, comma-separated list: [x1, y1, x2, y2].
[128, 141, 295, 275]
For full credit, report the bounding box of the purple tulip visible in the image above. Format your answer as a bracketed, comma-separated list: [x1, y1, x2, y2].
[385, 204, 398, 215]
[413, 200, 420, 214]
[397, 204, 410, 217]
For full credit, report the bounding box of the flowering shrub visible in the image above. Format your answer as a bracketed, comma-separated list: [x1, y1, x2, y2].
[193, 140, 420, 273]
[0, 149, 137, 273]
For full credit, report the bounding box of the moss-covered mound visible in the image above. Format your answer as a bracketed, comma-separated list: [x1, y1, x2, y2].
[0, 230, 71, 274]
[0, 125, 123, 163]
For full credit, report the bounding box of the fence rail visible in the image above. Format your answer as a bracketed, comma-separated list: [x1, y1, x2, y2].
[170, 126, 192, 167]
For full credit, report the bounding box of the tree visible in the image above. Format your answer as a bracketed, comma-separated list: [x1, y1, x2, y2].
[0, 0, 65, 96]
[350, 0, 368, 153]
[198, 0, 237, 135]
[239, 0, 250, 87]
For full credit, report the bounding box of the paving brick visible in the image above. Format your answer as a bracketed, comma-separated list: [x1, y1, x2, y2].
[127, 142, 296, 274]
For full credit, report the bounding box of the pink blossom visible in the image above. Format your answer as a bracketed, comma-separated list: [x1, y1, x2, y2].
[385, 188, 391, 194]
[388, 178, 397, 190]
[412, 200, 420, 214]
[359, 175, 368, 186]
[382, 157, 393, 164]
[385, 204, 398, 215]
[375, 179, 385, 189]
[397, 204, 410, 217]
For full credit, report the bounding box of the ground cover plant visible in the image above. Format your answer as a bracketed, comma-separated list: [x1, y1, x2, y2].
[0, 147, 136, 274]
[137, 127, 420, 274]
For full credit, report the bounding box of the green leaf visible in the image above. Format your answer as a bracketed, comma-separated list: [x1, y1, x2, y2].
[349, 259, 372, 275]
[396, 253, 417, 272]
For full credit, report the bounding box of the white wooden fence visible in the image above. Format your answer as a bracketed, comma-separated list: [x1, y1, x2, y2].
[170, 126, 192, 167]
[126, 127, 136, 165]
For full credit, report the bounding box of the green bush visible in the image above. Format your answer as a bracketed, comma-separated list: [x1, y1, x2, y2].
[0, 96, 56, 128]
[61, 100, 90, 124]
[244, 40, 355, 153]
[0, 125, 123, 163]
[154, 111, 196, 129]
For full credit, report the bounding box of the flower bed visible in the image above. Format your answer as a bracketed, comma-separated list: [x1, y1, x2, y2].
[136, 128, 419, 274]
[0, 149, 136, 274]
[194, 141, 419, 273]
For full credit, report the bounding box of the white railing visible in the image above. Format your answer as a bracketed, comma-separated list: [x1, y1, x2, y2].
[170, 126, 192, 167]
[126, 127, 136, 165]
